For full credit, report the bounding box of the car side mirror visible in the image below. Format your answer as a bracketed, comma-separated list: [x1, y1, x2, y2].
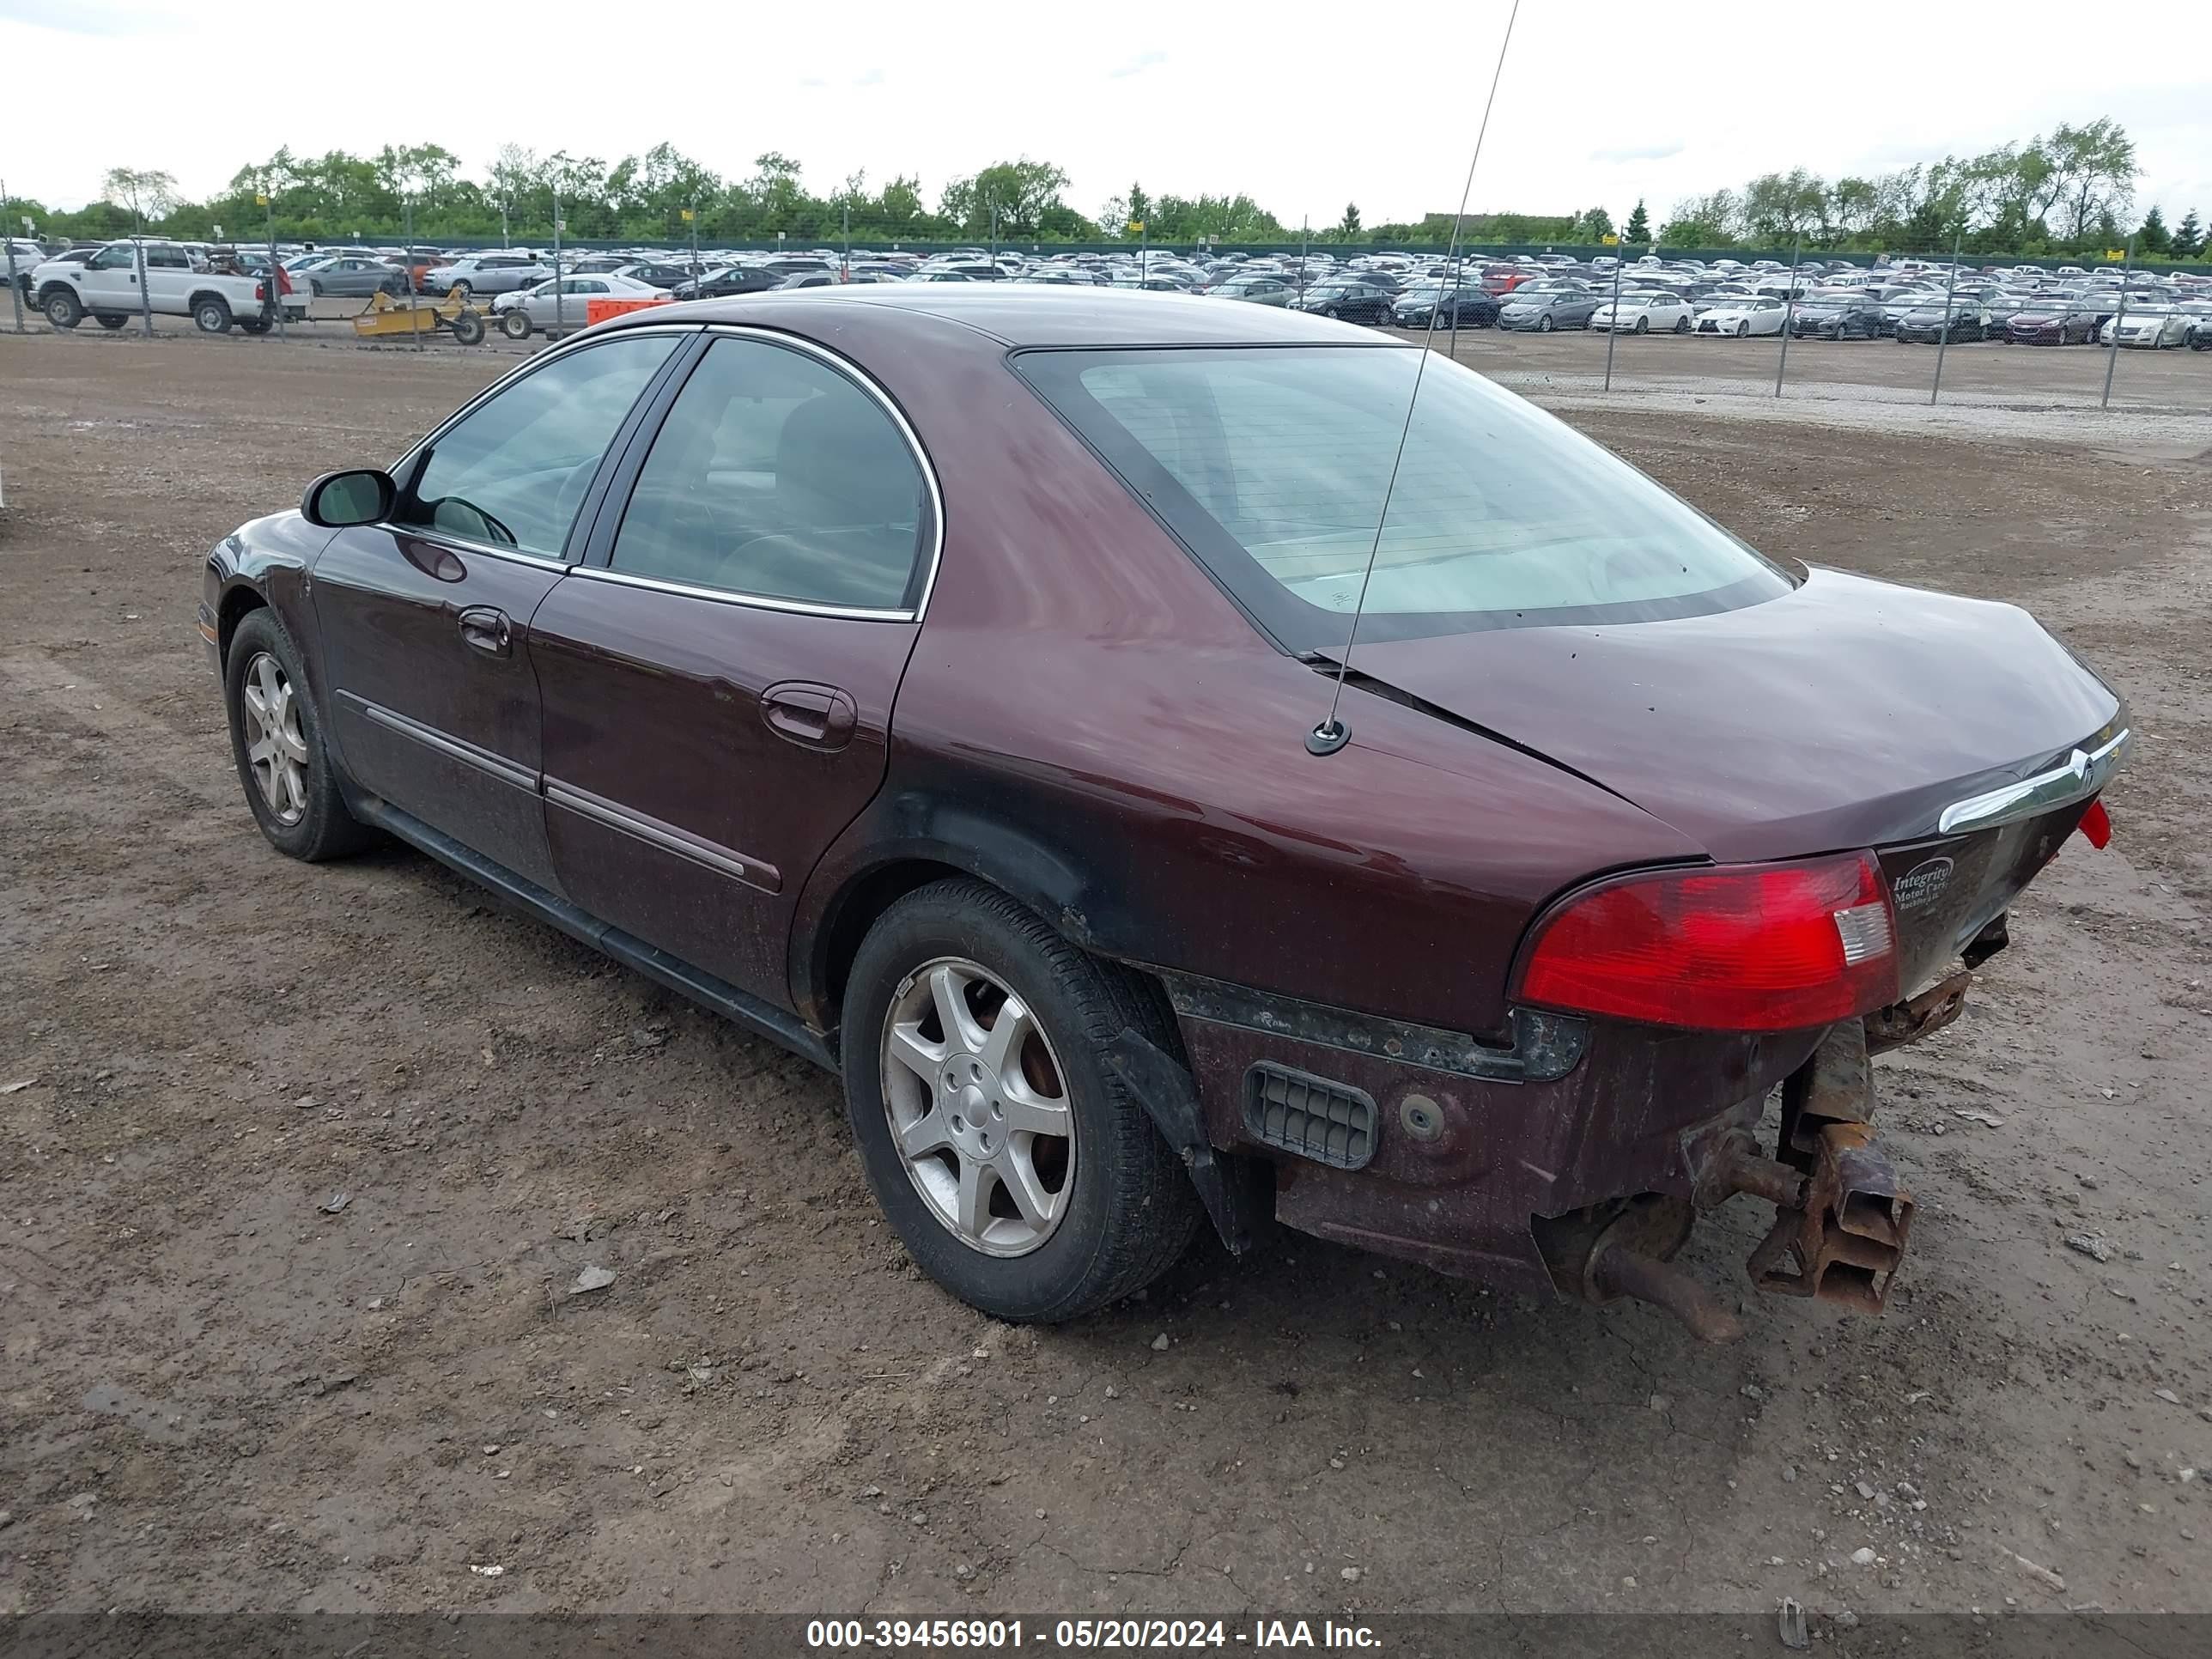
[301, 468, 395, 528]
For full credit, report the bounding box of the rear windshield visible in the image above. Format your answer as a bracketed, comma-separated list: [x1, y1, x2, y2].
[1015, 345, 1791, 647]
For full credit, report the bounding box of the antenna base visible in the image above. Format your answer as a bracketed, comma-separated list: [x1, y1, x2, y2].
[1305, 720, 1350, 757]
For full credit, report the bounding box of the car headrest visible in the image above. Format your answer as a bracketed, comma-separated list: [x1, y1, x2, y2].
[775, 393, 923, 527]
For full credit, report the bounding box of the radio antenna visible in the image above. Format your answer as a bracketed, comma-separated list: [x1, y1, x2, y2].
[1306, 0, 1523, 757]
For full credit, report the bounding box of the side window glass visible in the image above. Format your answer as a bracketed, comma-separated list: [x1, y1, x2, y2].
[94, 246, 133, 270]
[402, 335, 679, 558]
[611, 337, 927, 611]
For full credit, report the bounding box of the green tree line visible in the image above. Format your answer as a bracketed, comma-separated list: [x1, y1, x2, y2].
[4, 120, 2202, 261]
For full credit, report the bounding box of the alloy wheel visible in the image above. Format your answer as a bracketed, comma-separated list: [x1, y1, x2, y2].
[880, 957, 1075, 1258]
[240, 651, 309, 824]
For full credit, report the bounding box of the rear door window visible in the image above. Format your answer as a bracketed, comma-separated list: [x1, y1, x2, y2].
[608, 336, 929, 611]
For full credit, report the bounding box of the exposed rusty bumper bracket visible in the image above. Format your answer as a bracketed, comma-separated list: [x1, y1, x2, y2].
[1866, 968, 1973, 1055]
[1744, 1023, 1915, 1314]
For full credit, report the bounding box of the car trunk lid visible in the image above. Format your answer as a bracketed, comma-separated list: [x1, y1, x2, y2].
[1329, 566, 2121, 872]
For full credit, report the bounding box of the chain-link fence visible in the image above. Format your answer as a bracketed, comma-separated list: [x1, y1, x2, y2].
[6, 228, 2209, 415]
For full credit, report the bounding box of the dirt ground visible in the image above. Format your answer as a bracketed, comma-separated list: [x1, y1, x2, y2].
[1, 329, 2209, 1626]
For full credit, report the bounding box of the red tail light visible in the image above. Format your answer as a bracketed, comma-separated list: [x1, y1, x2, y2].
[254, 283, 265, 301]
[1516, 851, 1899, 1032]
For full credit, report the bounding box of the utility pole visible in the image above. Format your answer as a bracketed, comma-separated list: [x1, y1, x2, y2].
[1930, 223, 1963, 406]
[1774, 230, 1802, 398]
[2100, 239, 2134, 410]
[688, 202, 700, 290]
[1298, 216, 1308, 303]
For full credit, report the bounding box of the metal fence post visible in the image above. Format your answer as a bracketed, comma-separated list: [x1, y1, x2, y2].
[404, 196, 421, 351]
[2100, 240, 2133, 410]
[134, 233, 153, 337]
[3, 174, 22, 335]
[1930, 228, 1962, 406]
[266, 191, 283, 340]
[842, 202, 850, 283]
[1602, 247, 1623, 391]
[552, 177, 564, 337]
[691, 203, 702, 290]
[1446, 242, 1462, 361]
[1774, 232, 1801, 398]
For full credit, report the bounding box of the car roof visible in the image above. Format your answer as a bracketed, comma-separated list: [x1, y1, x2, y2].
[598, 285, 1394, 348]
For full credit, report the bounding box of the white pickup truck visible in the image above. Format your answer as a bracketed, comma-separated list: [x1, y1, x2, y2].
[28, 240, 303, 334]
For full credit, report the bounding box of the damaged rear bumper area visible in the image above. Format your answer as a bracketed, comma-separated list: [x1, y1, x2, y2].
[1155, 963, 1972, 1346]
[1541, 979, 1965, 1340]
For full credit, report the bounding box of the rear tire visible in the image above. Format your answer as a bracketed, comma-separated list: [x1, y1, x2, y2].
[1674, 315, 1690, 334]
[841, 879, 1203, 1323]
[97, 313, 127, 331]
[193, 296, 233, 334]
[222, 608, 380, 863]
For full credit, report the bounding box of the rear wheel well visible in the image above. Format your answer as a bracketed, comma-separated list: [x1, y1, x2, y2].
[814, 859, 968, 1035]
[811, 857, 1182, 1062]
[216, 584, 267, 666]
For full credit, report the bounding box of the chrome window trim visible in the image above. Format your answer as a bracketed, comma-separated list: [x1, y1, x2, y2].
[1936, 727, 2130, 835]
[568, 562, 916, 623]
[592, 321, 945, 621]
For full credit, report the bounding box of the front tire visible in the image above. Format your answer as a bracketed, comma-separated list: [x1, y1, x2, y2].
[1537, 313, 1554, 332]
[43, 289, 82, 329]
[841, 879, 1202, 1323]
[222, 609, 379, 862]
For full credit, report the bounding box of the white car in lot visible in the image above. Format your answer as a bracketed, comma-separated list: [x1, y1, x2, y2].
[489, 272, 664, 338]
[2102, 307, 2190, 349]
[1695, 295, 1790, 337]
[1591, 291, 1693, 334]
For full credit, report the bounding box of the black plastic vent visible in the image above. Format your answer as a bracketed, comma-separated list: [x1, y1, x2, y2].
[1242, 1064, 1376, 1170]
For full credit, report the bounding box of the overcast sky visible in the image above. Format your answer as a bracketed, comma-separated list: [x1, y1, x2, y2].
[5, 0, 2209, 234]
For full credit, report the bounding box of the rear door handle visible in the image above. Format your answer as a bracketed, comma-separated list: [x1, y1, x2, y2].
[457, 605, 512, 657]
[762, 681, 858, 751]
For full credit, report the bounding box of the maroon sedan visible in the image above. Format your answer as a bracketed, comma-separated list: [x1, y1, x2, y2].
[199, 289, 2128, 1340]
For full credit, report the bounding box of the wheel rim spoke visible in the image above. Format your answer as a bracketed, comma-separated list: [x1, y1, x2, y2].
[886, 1021, 944, 1081]
[999, 1077, 1069, 1139]
[927, 963, 987, 1055]
[954, 1156, 993, 1239]
[977, 993, 1030, 1079]
[996, 1145, 1056, 1228]
[897, 1104, 952, 1159]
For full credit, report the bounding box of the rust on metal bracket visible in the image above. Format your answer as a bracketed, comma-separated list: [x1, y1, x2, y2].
[1747, 1121, 1915, 1313]
[1866, 969, 1973, 1054]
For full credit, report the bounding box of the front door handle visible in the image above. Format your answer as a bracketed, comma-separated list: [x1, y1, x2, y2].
[457, 605, 512, 657]
[762, 681, 858, 751]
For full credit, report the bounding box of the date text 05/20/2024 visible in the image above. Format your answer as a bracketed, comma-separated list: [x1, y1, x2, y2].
[806, 1619, 1382, 1650]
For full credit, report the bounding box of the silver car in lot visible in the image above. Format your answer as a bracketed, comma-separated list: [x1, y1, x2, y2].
[295, 255, 405, 299]
[1498, 287, 1601, 331]
[437, 252, 553, 297]
[489, 272, 663, 337]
